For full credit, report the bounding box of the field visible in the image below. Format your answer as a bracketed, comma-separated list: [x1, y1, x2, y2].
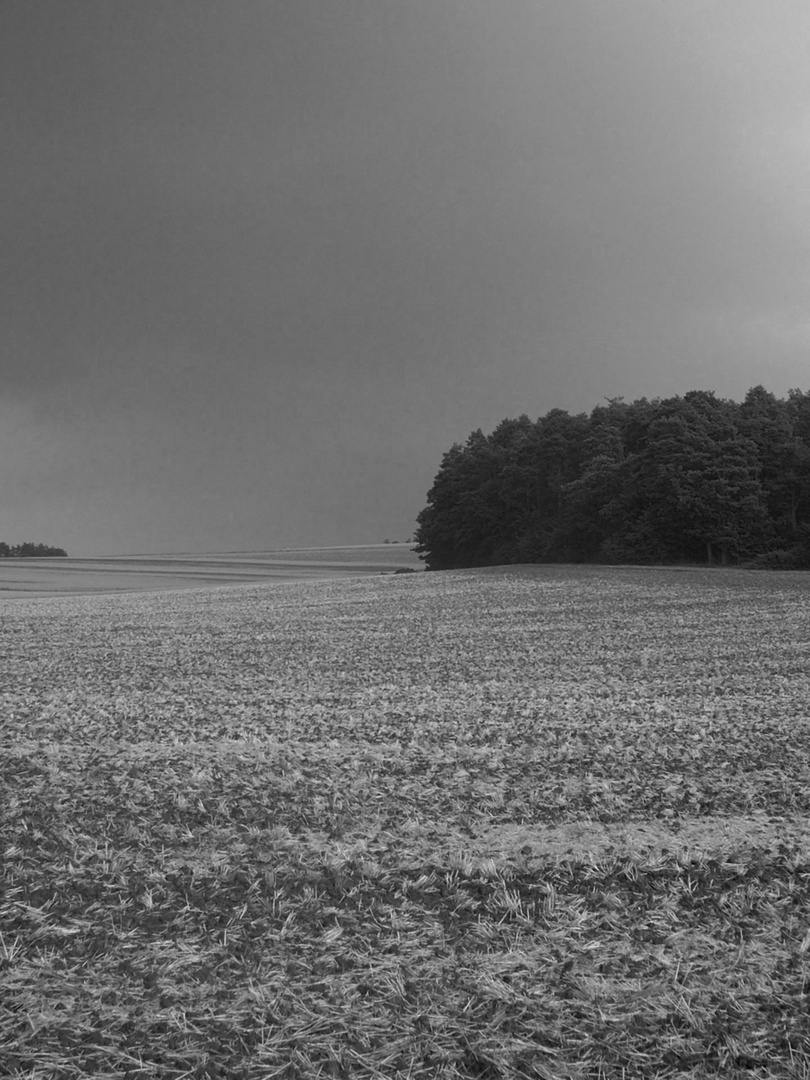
[2, 564, 810, 1078]
[0, 545, 422, 598]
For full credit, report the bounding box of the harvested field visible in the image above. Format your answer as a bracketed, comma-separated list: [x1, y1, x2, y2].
[2, 564, 810, 1077]
[0, 544, 422, 598]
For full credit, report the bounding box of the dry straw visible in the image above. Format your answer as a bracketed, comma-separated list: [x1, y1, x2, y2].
[2, 567, 810, 1076]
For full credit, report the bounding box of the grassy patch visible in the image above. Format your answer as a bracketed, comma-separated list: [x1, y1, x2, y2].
[2, 566, 810, 1077]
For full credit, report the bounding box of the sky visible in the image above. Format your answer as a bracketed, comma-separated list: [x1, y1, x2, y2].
[3, 1, 810, 556]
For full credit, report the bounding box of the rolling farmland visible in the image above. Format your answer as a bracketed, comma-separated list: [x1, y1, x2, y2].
[2, 564, 810, 1077]
[0, 544, 422, 598]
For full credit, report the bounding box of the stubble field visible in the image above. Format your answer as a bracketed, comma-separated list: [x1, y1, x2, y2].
[2, 564, 810, 1078]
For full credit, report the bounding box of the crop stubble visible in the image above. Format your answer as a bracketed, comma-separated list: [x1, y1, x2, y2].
[2, 565, 810, 1077]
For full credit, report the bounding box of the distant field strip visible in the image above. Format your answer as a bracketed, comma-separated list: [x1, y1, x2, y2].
[0, 544, 422, 597]
[2, 565, 810, 1077]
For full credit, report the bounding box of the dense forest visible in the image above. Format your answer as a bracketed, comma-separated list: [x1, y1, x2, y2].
[0, 542, 67, 558]
[414, 386, 810, 571]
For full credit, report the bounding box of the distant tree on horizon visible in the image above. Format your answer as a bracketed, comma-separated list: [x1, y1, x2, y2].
[0, 542, 68, 557]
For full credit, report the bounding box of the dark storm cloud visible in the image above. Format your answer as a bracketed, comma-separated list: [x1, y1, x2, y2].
[2, 1, 810, 553]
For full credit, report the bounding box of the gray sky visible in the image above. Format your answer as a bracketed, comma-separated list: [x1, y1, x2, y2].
[3, 1, 810, 556]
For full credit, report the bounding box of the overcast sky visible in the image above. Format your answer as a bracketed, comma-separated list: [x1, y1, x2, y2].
[3, 1, 810, 556]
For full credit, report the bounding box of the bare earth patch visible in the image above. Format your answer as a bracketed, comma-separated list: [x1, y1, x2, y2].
[472, 812, 810, 861]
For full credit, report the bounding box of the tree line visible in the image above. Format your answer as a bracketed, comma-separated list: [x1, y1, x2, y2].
[0, 542, 68, 557]
[414, 386, 810, 571]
